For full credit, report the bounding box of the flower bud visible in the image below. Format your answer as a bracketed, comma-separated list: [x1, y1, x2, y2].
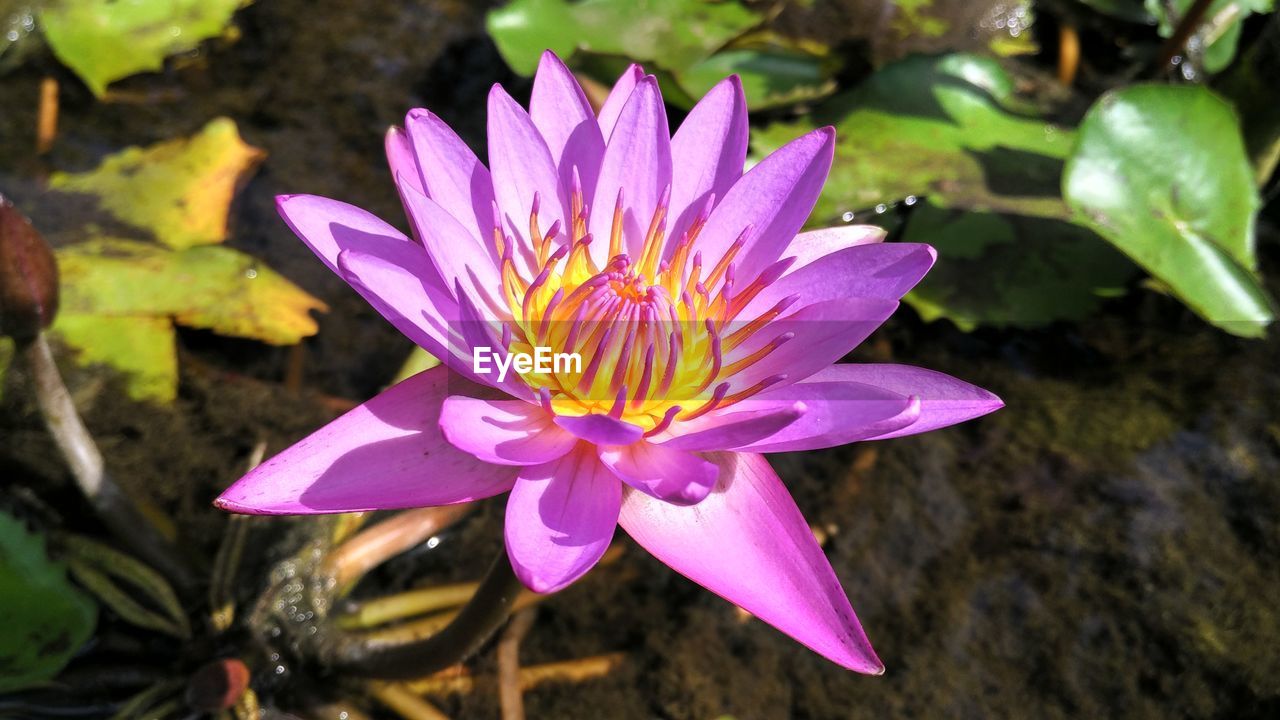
[0, 195, 59, 342]
[185, 658, 251, 712]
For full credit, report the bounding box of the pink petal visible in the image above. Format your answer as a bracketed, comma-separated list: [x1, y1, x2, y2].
[725, 297, 899, 392]
[784, 225, 886, 269]
[668, 75, 748, 244]
[598, 442, 719, 505]
[696, 127, 834, 284]
[439, 396, 577, 466]
[530, 51, 605, 206]
[810, 364, 1004, 440]
[743, 243, 935, 319]
[404, 109, 495, 241]
[730, 378, 920, 453]
[276, 194, 414, 277]
[597, 63, 644, 141]
[385, 126, 425, 199]
[488, 84, 564, 271]
[215, 368, 516, 514]
[505, 448, 621, 593]
[452, 282, 534, 400]
[334, 243, 478, 386]
[398, 176, 503, 307]
[655, 401, 806, 452]
[588, 76, 672, 265]
[619, 452, 883, 673]
[554, 413, 644, 446]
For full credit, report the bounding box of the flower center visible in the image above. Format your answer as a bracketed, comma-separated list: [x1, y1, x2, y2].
[488, 168, 795, 432]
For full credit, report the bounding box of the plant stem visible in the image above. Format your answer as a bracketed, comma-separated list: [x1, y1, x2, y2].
[23, 334, 193, 590]
[366, 683, 452, 720]
[1155, 0, 1216, 72]
[324, 504, 472, 592]
[337, 582, 481, 630]
[404, 654, 627, 696]
[326, 551, 526, 679]
[497, 608, 537, 720]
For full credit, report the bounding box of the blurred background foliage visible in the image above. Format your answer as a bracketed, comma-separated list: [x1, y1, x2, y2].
[2, 0, 1272, 407]
[486, 0, 1277, 337]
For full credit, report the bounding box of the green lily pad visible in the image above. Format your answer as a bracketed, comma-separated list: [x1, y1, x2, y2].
[486, 0, 838, 110]
[38, 0, 248, 97]
[902, 200, 1137, 330]
[53, 238, 326, 402]
[49, 118, 265, 251]
[0, 512, 97, 692]
[1063, 84, 1274, 337]
[488, 0, 759, 76]
[753, 54, 1075, 225]
[678, 46, 838, 111]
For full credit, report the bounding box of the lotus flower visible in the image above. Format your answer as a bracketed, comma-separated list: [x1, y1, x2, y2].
[216, 52, 1002, 673]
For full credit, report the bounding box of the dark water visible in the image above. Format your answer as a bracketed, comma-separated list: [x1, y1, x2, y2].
[2, 1, 1279, 718]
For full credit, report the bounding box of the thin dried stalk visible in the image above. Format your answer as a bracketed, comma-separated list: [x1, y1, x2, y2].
[209, 441, 267, 632]
[497, 608, 538, 720]
[337, 582, 481, 630]
[405, 653, 627, 696]
[367, 683, 452, 720]
[23, 335, 192, 589]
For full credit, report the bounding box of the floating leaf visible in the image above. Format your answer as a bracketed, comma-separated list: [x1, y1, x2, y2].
[50, 118, 265, 250]
[38, 0, 248, 97]
[677, 47, 837, 111]
[0, 512, 97, 692]
[26, 119, 327, 401]
[53, 315, 176, 401]
[53, 238, 326, 401]
[486, 0, 837, 110]
[487, 0, 759, 76]
[753, 54, 1075, 225]
[1064, 84, 1274, 337]
[57, 239, 324, 344]
[902, 200, 1136, 329]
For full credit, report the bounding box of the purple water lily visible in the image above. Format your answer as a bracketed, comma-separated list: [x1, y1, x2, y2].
[216, 52, 1002, 673]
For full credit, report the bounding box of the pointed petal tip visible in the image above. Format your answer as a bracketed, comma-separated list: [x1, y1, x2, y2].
[211, 489, 278, 516]
[538, 48, 567, 67]
[511, 565, 568, 595]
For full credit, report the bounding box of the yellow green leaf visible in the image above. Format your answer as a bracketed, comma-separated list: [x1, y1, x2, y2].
[53, 314, 176, 402]
[38, 0, 248, 97]
[50, 118, 265, 250]
[57, 239, 326, 344]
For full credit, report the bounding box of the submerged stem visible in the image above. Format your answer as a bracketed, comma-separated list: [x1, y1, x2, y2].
[327, 551, 526, 679]
[1154, 0, 1216, 72]
[23, 334, 193, 590]
[325, 504, 472, 592]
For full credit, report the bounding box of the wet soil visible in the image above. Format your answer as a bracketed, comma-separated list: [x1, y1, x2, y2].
[2, 1, 1280, 718]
